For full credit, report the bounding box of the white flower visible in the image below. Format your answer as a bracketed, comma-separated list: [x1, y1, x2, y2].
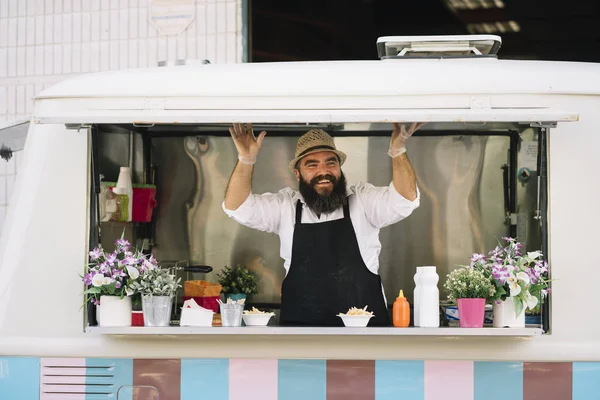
[126, 266, 140, 280]
[516, 272, 530, 285]
[507, 274, 521, 296]
[525, 290, 539, 310]
[125, 287, 134, 296]
[102, 277, 114, 285]
[527, 251, 542, 260]
[92, 273, 104, 287]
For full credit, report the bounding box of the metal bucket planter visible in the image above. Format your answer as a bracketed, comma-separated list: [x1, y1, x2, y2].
[141, 295, 173, 327]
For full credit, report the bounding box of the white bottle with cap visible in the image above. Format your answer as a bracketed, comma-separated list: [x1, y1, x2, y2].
[413, 268, 423, 327]
[417, 266, 440, 328]
[115, 167, 133, 222]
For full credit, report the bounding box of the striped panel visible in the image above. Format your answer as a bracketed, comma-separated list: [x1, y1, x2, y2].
[40, 358, 86, 400]
[0, 356, 40, 400]
[474, 362, 522, 400]
[229, 359, 278, 400]
[375, 360, 424, 400]
[424, 360, 474, 400]
[573, 362, 600, 400]
[278, 359, 326, 400]
[86, 358, 133, 400]
[523, 362, 572, 400]
[181, 358, 229, 400]
[327, 360, 375, 400]
[133, 359, 180, 400]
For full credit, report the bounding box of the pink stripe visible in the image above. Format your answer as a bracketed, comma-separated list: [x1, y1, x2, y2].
[229, 359, 278, 400]
[424, 360, 474, 400]
[40, 358, 86, 400]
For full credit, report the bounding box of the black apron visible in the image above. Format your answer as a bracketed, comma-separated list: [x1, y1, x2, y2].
[279, 196, 391, 327]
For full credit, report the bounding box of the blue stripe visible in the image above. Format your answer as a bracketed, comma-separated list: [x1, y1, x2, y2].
[474, 362, 522, 400]
[181, 358, 229, 400]
[278, 359, 326, 400]
[86, 358, 133, 400]
[573, 362, 600, 400]
[375, 360, 424, 400]
[0, 357, 40, 400]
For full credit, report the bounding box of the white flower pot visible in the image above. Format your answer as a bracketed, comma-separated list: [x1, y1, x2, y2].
[493, 296, 525, 328]
[98, 295, 132, 327]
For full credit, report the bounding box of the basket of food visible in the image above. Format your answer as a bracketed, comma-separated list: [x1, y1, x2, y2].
[183, 280, 222, 313]
[184, 280, 222, 297]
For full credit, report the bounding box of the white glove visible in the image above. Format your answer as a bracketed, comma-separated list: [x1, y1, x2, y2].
[388, 122, 425, 158]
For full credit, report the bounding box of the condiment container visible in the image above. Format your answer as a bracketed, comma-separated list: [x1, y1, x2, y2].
[116, 166, 133, 222]
[392, 289, 410, 327]
[417, 266, 440, 327]
[413, 268, 422, 326]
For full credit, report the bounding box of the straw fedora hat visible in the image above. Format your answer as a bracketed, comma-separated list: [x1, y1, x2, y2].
[288, 129, 347, 173]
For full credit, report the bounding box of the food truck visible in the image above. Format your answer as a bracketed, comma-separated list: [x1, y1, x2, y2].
[0, 34, 599, 399]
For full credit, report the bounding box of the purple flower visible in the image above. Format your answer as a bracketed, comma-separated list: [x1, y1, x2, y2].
[116, 238, 130, 251]
[491, 264, 511, 284]
[541, 288, 551, 296]
[88, 247, 103, 261]
[105, 252, 117, 265]
[99, 262, 109, 274]
[514, 242, 523, 254]
[148, 255, 158, 266]
[502, 237, 516, 242]
[83, 273, 93, 286]
[92, 298, 100, 306]
[123, 256, 137, 266]
[470, 253, 486, 263]
[527, 269, 539, 284]
[115, 281, 122, 289]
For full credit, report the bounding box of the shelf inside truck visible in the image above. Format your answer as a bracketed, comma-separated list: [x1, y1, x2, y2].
[86, 326, 543, 337]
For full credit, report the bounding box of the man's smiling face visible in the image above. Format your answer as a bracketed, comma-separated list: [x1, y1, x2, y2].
[294, 151, 347, 215]
[294, 151, 341, 194]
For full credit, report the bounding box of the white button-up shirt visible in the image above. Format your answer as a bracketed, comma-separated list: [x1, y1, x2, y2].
[222, 181, 420, 276]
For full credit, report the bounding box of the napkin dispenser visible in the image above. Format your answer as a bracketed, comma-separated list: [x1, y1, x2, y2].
[180, 298, 214, 327]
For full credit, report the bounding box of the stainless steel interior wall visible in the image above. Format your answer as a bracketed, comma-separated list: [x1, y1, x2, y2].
[98, 129, 542, 305]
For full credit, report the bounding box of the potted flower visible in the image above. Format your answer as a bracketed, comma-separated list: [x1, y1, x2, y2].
[217, 265, 259, 302]
[82, 236, 148, 327]
[443, 267, 495, 328]
[469, 237, 550, 328]
[129, 264, 182, 327]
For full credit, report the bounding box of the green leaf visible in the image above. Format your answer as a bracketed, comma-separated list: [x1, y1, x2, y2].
[514, 297, 524, 316]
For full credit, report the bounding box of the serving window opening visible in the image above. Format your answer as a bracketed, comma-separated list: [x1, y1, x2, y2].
[85, 120, 551, 334]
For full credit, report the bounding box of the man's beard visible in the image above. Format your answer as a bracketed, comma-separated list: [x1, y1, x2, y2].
[299, 172, 347, 215]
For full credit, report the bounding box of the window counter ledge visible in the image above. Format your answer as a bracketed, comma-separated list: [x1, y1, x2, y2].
[85, 326, 543, 337]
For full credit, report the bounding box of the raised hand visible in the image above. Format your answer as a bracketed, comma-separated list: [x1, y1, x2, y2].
[388, 122, 426, 158]
[229, 123, 267, 165]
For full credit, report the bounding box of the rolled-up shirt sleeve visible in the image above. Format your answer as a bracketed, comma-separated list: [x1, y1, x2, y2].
[355, 181, 420, 228]
[222, 192, 284, 234]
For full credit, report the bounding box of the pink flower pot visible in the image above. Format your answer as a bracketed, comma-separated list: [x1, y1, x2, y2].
[457, 298, 486, 328]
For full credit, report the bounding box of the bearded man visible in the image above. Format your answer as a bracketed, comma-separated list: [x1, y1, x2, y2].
[222, 123, 423, 327]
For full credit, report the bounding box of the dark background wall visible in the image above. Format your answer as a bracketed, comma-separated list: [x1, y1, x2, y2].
[250, 0, 600, 62]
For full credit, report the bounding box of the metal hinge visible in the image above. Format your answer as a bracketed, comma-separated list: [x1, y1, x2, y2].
[530, 122, 556, 129]
[65, 123, 92, 132]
